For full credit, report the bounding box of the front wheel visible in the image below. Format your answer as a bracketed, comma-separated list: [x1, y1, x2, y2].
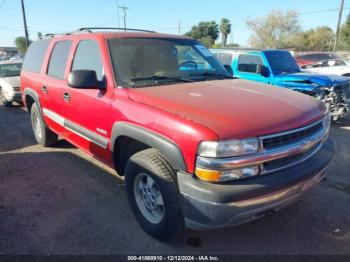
[30, 103, 58, 146]
[125, 149, 184, 241]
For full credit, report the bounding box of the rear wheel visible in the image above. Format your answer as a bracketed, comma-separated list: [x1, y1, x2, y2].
[30, 103, 58, 146]
[125, 149, 184, 241]
[0, 87, 12, 107]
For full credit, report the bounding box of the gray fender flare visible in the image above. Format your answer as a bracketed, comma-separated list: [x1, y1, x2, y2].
[111, 122, 187, 172]
[23, 88, 46, 124]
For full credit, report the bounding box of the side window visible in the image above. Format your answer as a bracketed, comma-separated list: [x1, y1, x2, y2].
[214, 53, 233, 65]
[22, 39, 51, 73]
[72, 40, 103, 81]
[47, 41, 72, 80]
[238, 54, 263, 73]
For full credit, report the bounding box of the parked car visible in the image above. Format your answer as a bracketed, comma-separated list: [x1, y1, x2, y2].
[301, 59, 350, 77]
[21, 28, 334, 241]
[295, 52, 349, 67]
[211, 48, 350, 121]
[0, 60, 23, 107]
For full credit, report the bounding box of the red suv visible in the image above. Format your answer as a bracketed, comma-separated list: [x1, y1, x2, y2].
[21, 28, 335, 241]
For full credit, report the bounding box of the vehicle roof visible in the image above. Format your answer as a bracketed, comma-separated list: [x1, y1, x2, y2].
[0, 60, 23, 65]
[43, 31, 193, 41]
[211, 48, 290, 53]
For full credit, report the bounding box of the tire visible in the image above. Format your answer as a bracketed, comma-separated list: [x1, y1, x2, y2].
[0, 87, 12, 107]
[125, 149, 184, 241]
[30, 103, 58, 147]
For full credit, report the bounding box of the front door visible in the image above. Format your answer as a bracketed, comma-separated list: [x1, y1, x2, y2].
[63, 38, 112, 163]
[234, 53, 270, 84]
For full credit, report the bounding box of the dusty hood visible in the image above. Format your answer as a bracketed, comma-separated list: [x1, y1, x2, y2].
[127, 79, 326, 139]
[0, 76, 20, 88]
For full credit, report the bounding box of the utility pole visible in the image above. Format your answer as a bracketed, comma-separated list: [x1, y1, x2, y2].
[178, 21, 181, 35]
[334, 0, 345, 52]
[20, 0, 29, 48]
[116, 0, 120, 27]
[119, 6, 129, 31]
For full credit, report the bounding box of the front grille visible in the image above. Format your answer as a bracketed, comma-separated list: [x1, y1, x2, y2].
[262, 122, 323, 150]
[263, 142, 321, 173]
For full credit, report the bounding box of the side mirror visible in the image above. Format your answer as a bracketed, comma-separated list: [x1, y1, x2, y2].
[68, 70, 105, 89]
[223, 64, 233, 76]
[256, 65, 269, 77]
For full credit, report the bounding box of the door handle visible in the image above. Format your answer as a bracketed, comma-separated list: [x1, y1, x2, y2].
[63, 92, 70, 102]
[41, 86, 48, 94]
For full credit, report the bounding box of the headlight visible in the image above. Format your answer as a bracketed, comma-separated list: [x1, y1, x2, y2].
[198, 138, 259, 158]
[195, 166, 260, 182]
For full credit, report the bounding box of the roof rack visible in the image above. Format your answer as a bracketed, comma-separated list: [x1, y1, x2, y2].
[77, 27, 157, 33]
[40, 27, 157, 39]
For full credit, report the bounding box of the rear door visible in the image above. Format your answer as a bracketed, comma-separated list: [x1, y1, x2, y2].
[40, 40, 73, 135]
[62, 37, 113, 161]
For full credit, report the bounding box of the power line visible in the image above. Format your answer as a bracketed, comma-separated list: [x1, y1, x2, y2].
[298, 7, 350, 15]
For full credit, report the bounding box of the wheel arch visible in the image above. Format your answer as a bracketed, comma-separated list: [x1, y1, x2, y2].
[111, 122, 187, 176]
[23, 88, 49, 128]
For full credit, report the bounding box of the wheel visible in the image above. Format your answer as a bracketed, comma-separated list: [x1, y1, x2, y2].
[0, 87, 12, 107]
[125, 149, 184, 241]
[30, 103, 58, 147]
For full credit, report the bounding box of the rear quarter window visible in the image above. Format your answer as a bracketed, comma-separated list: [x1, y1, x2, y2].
[22, 39, 51, 73]
[214, 52, 233, 65]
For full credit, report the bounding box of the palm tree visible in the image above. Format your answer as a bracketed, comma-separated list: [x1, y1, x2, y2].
[220, 18, 231, 47]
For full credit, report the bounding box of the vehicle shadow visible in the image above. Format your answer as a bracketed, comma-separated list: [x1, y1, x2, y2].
[0, 149, 349, 255]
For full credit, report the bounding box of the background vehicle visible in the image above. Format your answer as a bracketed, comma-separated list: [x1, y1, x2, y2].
[211, 48, 350, 120]
[295, 52, 349, 67]
[0, 60, 23, 107]
[301, 59, 350, 77]
[21, 28, 334, 241]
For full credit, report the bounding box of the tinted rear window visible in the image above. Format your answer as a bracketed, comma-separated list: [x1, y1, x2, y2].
[214, 52, 233, 65]
[22, 39, 51, 73]
[47, 40, 72, 80]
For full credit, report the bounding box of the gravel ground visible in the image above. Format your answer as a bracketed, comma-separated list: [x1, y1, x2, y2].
[0, 102, 349, 255]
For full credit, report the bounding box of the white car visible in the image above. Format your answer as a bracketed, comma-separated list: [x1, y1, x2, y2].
[302, 59, 350, 77]
[0, 60, 22, 107]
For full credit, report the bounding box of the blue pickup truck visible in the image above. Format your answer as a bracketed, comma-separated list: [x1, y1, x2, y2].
[211, 48, 350, 120]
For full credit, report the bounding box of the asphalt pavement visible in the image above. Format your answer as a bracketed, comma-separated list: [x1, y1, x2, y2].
[0, 102, 349, 255]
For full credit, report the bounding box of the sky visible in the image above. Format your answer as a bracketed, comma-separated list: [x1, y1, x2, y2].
[0, 0, 349, 47]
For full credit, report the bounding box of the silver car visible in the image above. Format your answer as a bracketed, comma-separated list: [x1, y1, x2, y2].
[0, 60, 22, 107]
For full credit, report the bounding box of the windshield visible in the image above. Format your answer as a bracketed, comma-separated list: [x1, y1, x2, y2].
[108, 37, 231, 87]
[265, 51, 300, 74]
[0, 63, 22, 77]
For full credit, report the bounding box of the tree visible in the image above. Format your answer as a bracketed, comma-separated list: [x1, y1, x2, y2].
[14, 36, 28, 55]
[37, 32, 43, 39]
[305, 27, 334, 51]
[185, 21, 219, 47]
[246, 10, 300, 49]
[220, 18, 231, 47]
[340, 13, 350, 50]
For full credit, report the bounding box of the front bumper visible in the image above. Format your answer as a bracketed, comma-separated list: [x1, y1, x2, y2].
[177, 138, 335, 230]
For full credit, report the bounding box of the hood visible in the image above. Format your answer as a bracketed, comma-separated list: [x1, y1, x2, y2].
[0, 76, 20, 88]
[274, 72, 348, 90]
[128, 79, 326, 140]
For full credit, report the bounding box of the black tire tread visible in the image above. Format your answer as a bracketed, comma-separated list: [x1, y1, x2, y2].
[30, 103, 58, 147]
[125, 148, 184, 241]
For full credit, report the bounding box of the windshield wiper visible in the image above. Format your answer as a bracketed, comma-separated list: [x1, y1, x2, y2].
[130, 75, 193, 83]
[189, 72, 234, 79]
